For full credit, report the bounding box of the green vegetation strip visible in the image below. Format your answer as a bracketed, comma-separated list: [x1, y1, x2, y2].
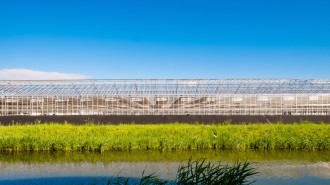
[0, 123, 329, 151]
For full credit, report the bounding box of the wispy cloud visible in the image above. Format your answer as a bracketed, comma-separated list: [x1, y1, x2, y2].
[0, 69, 88, 80]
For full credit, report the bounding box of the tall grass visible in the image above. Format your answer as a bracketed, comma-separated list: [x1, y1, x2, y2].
[0, 123, 329, 151]
[176, 159, 257, 185]
[107, 159, 258, 185]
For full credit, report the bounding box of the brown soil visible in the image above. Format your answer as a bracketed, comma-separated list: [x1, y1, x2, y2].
[0, 115, 330, 125]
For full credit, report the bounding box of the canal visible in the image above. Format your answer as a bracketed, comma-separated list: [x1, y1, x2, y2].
[0, 150, 329, 185]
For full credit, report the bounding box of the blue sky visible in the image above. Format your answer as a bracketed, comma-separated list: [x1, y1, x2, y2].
[0, 0, 329, 79]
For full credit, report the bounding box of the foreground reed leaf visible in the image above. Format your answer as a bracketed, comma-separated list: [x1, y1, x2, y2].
[106, 159, 257, 185]
[176, 159, 258, 185]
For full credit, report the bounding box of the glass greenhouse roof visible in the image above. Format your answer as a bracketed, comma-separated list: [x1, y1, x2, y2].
[1, 79, 330, 96]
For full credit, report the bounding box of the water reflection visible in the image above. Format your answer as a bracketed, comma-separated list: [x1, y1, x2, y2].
[0, 150, 329, 185]
[1, 150, 329, 163]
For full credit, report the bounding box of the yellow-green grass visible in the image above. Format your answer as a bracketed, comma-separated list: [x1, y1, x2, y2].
[0, 123, 329, 152]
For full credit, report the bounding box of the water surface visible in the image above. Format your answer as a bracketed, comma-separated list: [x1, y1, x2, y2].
[0, 150, 329, 185]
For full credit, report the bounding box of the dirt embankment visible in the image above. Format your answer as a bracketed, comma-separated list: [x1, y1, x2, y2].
[0, 115, 330, 125]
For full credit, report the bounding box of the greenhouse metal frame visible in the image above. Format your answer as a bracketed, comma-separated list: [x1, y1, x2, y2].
[1, 79, 330, 116]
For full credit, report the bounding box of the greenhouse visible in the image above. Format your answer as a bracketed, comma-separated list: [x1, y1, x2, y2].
[0, 79, 330, 116]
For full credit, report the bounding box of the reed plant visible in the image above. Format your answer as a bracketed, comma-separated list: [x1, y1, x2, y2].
[0, 123, 329, 151]
[106, 159, 258, 185]
[176, 159, 257, 185]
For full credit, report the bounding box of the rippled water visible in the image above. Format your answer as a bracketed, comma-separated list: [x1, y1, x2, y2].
[0, 150, 329, 185]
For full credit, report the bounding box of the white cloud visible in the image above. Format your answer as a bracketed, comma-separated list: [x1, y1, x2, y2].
[0, 69, 88, 80]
